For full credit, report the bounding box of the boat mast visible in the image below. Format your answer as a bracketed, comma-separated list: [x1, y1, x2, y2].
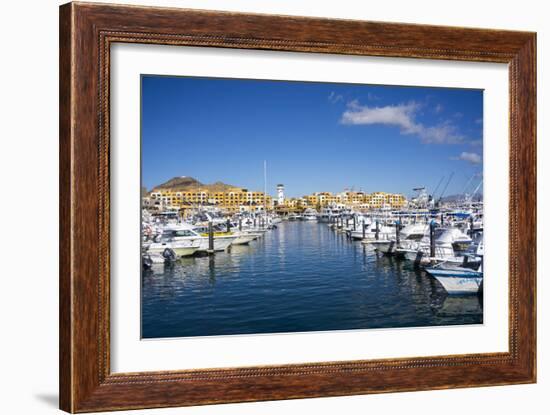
[431, 176, 445, 201]
[462, 173, 476, 196]
[264, 160, 267, 217]
[470, 179, 483, 206]
[437, 172, 454, 206]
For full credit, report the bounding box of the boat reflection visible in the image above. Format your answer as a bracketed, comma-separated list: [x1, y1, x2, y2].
[431, 294, 483, 317]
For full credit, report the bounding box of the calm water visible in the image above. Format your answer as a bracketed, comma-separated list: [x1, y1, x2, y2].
[142, 221, 483, 338]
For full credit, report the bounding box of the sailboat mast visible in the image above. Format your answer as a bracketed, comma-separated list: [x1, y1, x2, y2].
[264, 160, 267, 216]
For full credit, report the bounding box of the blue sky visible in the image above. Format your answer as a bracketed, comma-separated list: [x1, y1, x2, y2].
[142, 75, 483, 198]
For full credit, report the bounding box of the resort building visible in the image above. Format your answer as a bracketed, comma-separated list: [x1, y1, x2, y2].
[145, 180, 407, 216]
[147, 187, 273, 215]
[296, 191, 407, 210]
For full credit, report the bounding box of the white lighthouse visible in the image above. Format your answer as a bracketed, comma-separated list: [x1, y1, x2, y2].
[277, 184, 285, 205]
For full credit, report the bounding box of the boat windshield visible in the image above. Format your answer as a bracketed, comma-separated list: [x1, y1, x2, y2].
[167, 229, 196, 237]
[405, 234, 424, 241]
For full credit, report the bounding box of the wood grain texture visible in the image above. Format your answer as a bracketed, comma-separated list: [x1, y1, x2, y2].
[59, 2, 536, 412]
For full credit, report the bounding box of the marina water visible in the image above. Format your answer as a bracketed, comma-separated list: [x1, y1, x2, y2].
[142, 221, 482, 338]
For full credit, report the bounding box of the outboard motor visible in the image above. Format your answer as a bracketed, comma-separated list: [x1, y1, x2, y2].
[142, 255, 153, 270]
[162, 248, 177, 263]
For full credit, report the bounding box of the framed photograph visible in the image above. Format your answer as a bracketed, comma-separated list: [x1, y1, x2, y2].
[59, 2, 536, 412]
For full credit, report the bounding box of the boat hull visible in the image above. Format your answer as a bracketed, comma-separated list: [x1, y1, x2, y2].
[148, 242, 201, 257]
[399, 249, 424, 262]
[426, 269, 483, 294]
[372, 240, 396, 254]
[197, 236, 236, 252]
[349, 230, 367, 240]
[232, 234, 257, 245]
[171, 246, 200, 257]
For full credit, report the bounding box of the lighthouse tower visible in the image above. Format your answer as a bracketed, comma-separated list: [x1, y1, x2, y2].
[277, 184, 285, 205]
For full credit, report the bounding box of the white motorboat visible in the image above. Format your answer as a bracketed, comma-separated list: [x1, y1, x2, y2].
[444, 227, 473, 253]
[191, 224, 239, 252]
[425, 262, 483, 294]
[356, 221, 393, 243]
[317, 205, 345, 223]
[231, 232, 259, 245]
[148, 241, 200, 257]
[142, 252, 168, 269]
[374, 223, 429, 254]
[348, 217, 374, 239]
[399, 227, 473, 264]
[302, 208, 318, 221]
[147, 225, 202, 257]
[270, 216, 283, 225]
[227, 221, 263, 244]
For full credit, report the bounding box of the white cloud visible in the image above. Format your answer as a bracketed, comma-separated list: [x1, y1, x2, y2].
[341, 101, 465, 144]
[328, 91, 343, 104]
[434, 104, 444, 113]
[341, 101, 419, 131]
[451, 152, 482, 164]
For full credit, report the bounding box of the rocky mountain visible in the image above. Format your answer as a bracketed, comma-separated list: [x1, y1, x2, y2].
[154, 176, 202, 189]
[151, 176, 241, 193]
[440, 193, 483, 203]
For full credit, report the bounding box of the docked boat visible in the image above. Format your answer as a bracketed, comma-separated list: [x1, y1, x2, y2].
[148, 240, 201, 257]
[191, 223, 239, 252]
[231, 232, 260, 245]
[287, 213, 302, 221]
[302, 208, 318, 221]
[317, 205, 344, 223]
[425, 261, 483, 294]
[270, 216, 283, 225]
[142, 246, 180, 269]
[446, 227, 473, 253]
[348, 217, 373, 240]
[374, 223, 429, 254]
[357, 221, 394, 244]
[222, 221, 263, 245]
[399, 227, 473, 264]
[147, 225, 202, 257]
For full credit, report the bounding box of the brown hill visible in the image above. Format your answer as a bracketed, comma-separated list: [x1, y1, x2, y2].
[152, 176, 242, 193]
[155, 176, 202, 189]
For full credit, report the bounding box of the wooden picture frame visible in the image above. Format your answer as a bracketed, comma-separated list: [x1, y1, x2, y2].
[59, 2, 536, 412]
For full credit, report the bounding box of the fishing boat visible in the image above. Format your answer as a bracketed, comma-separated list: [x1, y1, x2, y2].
[191, 223, 239, 252]
[317, 205, 344, 223]
[425, 261, 483, 294]
[147, 225, 202, 257]
[287, 213, 303, 221]
[399, 227, 473, 264]
[347, 216, 373, 239]
[374, 222, 429, 254]
[302, 208, 318, 221]
[357, 221, 393, 244]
